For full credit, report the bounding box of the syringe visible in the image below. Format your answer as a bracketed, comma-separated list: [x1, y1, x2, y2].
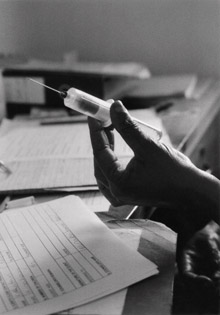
[29, 78, 162, 141]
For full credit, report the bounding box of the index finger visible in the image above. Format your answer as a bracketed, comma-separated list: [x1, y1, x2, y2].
[88, 117, 124, 182]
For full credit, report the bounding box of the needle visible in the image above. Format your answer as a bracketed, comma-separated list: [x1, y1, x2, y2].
[29, 78, 67, 97]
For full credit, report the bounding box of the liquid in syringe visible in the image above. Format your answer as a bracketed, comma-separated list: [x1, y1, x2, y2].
[64, 87, 113, 128]
[29, 78, 162, 141]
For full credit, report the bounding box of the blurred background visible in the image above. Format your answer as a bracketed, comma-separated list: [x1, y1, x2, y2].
[0, 0, 219, 78]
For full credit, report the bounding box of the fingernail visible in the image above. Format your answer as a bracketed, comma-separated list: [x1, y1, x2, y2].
[113, 101, 123, 111]
[113, 101, 128, 114]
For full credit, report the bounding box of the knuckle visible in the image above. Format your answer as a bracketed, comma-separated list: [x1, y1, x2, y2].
[106, 159, 123, 181]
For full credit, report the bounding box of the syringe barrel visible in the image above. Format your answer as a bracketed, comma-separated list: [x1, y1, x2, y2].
[64, 88, 111, 127]
[64, 87, 162, 141]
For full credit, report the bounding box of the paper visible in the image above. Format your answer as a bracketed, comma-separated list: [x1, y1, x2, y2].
[75, 191, 111, 213]
[36, 191, 112, 213]
[0, 107, 168, 161]
[0, 109, 171, 193]
[0, 122, 132, 160]
[66, 228, 142, 315]
[0, 158, 97, 193]
[0, 122, 131, 193]
[0, 196, 158, 315]
[0, 123, 93, 160]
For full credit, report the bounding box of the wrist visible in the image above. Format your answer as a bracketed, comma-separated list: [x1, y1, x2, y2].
[177, 166, 220, 225]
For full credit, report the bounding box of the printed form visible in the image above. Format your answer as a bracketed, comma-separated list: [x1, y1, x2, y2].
[0, 123, 132, 193]
[0, 109, 169, 193]
[0, 196, 158, 315]
[65, 228, 142, 315]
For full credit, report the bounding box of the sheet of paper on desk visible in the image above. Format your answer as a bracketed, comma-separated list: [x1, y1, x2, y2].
[65, 228, 142, 315]
[0, 122, 132, 160]
[0, 158, 96, 193]
[0, 122, 131, 193]
[0, 108, 169, 160]
[0, 196, 157, 315]
[0, 109, 171, 193]
[39, 191, 112, 213]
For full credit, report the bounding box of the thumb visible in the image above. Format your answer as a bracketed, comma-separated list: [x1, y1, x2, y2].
[110, 101, 150, 155]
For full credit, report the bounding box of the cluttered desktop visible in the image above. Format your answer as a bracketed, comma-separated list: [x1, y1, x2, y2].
[0, 57, 219, 315]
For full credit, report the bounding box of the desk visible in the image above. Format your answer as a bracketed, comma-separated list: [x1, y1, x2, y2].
[102, 218, 176, 315]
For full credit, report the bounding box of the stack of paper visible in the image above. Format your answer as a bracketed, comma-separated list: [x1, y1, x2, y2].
[0, 196, 158, 315]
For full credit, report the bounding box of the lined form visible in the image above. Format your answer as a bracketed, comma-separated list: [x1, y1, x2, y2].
[0, 123, 132, 161]
[0, 158, 97, 192]
[0, 109, 170, 194]
[0, 204, 110, 311]
[0, 123, 132, 193]
[0, 196, 158, 315]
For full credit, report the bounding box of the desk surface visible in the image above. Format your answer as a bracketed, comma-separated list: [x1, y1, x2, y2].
[101, 217, 177, 315]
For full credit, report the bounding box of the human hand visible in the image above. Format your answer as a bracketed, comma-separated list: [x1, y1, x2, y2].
[178, 221, 220, 312]
[88, 100, 198, 208]
[180, 221, 220, 287]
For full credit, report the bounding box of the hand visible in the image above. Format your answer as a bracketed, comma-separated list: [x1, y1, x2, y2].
[180, 221, 220, 287]
[88, 100, 198, 209]
[178, 221, 220, 312]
